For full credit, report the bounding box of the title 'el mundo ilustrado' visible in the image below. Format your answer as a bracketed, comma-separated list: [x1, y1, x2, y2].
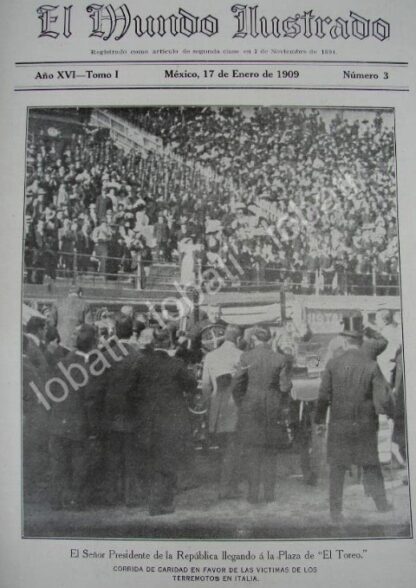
[36, 4, 390, 41]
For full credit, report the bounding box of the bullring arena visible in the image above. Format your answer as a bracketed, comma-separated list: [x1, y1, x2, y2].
[22, 106, 410, 539]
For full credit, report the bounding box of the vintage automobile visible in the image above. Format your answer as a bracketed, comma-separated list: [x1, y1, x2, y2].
[192, 316, 328, 484]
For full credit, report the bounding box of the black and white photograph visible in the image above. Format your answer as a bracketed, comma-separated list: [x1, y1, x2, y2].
[22, 105, 411, 539]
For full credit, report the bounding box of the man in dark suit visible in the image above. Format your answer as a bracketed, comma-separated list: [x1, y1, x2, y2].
[362, 324, 388, 360]
[48, 324, 99, 510]
[99, 314, 145, 506]
[324, 314, 387, 365]
[315, 320, 394, 522]
[25, 316, 49, 377]
[132, 328, 197, 516]
[32, 219, 46, 284]
[392, 346, 406, 479]
[44, 325, 70, 370]
[23, 335, 50, 503]
[231, 325, 292, 504]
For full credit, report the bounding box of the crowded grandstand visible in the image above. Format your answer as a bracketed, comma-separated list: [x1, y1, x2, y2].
[24, 106, 398, 295]
[22, 107, 407, 537]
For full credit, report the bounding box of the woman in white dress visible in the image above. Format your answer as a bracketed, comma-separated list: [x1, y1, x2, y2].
[179, 236, 198, 285]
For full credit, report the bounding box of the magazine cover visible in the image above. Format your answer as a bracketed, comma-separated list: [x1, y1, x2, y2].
[0, 0, 415, 586]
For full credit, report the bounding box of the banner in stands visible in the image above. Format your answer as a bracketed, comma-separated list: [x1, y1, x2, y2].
[298, 295, 401, 334]
[215, 302, 281, 325]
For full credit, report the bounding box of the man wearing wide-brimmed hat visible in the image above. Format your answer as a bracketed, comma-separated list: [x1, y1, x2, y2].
[315, 315, 394, 523]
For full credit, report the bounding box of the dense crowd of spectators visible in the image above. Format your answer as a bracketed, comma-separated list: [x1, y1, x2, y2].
[24, 107, 399, 295]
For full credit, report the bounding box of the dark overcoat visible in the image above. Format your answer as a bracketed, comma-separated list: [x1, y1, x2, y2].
[26, 338, 49, 378]
[132, 349, 196, 469]
[99, 341, 143, 433]
[231, 344, 292, 447]
[361, 328, 388, 360]
[392, 348, 405, 452]
[23, 355, 50, 497]
[315, 347, 394, 466]
[48, 351, 100, 441]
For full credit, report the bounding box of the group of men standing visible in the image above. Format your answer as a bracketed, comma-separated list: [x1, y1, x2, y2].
[23, 313, 197, 516]
[24, 309, 297, 515]
[202, 310, 404, 523]
[202, 324, 292, 504]
[23, 300, 405, 524]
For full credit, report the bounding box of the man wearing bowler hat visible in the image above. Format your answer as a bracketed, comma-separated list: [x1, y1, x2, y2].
[315, 315, 394, 523]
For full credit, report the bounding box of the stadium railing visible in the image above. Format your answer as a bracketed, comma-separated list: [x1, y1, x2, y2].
[23, 248, 400, 297]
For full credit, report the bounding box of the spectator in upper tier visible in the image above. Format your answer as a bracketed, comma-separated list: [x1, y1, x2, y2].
[92, 219, 113, 275]
[24, 107, 398, 293]
[96, 190, 113, 223]
[154, 214, 170, 261]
